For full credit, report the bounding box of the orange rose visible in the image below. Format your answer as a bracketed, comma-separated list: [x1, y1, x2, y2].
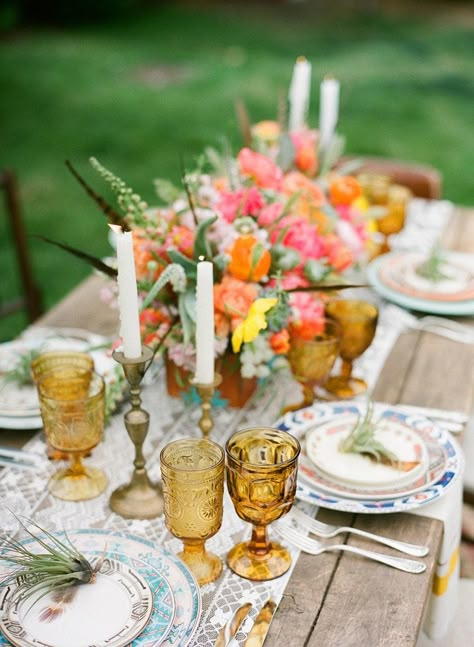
[227, 236, 271, 282]
[329, 176, 362, 206]
[269, 329, 290, 354]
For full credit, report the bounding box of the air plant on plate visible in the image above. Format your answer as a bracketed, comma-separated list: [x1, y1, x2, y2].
[339, 399, 419, 471]
[0, 515, 105, 622]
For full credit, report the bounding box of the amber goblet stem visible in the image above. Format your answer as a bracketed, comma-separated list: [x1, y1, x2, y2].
[249, 524, 270, 557]
[340, 359, 353, 379]
[109, 346, 164, 520]
[69, 453, 87, 476]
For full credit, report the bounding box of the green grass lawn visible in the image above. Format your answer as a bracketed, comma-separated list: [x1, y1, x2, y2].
[1, 1, 473, 340]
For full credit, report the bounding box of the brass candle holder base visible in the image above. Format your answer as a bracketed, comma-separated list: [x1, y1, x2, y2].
[191, 373, 222, 438]
[110, 346, 163, 519]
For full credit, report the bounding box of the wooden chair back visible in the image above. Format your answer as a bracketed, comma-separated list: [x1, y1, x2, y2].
[0, 170, 43, 322]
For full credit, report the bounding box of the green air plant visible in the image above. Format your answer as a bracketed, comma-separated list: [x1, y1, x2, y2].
[0, 515, 104, 622]
[340, 400, 413, 469]
[0, 349, 41, 388]
[415, 244, 449, 283]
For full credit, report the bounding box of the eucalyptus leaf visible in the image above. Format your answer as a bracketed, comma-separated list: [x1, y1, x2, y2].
[168, 249, 198, 280]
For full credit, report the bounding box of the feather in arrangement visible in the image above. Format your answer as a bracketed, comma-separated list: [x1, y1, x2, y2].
[0, 515, 104, 622]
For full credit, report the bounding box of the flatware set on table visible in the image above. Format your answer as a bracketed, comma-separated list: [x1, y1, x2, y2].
[215, 600, 277, 647]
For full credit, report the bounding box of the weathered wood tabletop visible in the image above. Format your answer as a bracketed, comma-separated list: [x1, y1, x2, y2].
[4, 206, 474, 646]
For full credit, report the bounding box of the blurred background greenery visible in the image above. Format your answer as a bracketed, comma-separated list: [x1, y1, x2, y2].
[1, 0, 473, 341]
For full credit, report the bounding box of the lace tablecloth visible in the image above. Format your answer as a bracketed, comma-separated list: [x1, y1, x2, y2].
[0, 199, 455, 645]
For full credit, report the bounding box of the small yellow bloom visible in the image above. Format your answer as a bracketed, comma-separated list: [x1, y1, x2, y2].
[231, 298, 277, 353]
[352, 195, 370, 212]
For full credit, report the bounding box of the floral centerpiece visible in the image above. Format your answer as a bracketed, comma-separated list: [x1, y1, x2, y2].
[84, 140, 372, 405]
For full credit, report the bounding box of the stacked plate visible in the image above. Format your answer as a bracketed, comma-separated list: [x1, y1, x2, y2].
[367, 250, 474, 316]
[276, 401, 463, 514]
[0, 529, 202, 647]
[0, 327, 117, 430]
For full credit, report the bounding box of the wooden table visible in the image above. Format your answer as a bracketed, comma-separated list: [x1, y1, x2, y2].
[4, 206, 474, 646]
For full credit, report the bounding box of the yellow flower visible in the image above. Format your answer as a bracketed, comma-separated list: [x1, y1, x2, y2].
[231, 298, 277, 353]
[352, 195, 370, 212]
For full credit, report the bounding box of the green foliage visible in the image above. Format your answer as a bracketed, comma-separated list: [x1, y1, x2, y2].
[0, 3, 472, 342]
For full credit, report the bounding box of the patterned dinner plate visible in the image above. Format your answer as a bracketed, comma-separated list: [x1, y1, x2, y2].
[0, 529, 201, 647]
[276, 401, 464, 514]
[376, 251, 474, 302]
[0, 557, 154, 647]
[367, 252, 474, 316]
[299, 412, 446, 500]
[0, 328, 116, 426]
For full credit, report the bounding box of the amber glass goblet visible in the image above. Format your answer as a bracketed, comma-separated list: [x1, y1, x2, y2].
[32, 351, 94, 460]
[38, 371, 107, 501]
[226, 427, 300, 581]
[160, 438, 224, 586]
[284, 319, 341, 413]
[377, 184, 412, 254]
[324, 299, 379, 398]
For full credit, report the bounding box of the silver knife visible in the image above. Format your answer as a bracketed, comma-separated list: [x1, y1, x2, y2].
[243, 599, 277, 647]
[215, 602, 253, 647]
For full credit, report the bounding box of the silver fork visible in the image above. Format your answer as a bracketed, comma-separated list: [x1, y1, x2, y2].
[275, 519, 426, 573]
[289, 507, 429, 557]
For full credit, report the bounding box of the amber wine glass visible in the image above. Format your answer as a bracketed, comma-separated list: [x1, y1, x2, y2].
[284, 319, 341, 413]
[324, 299, 379, 398]
[160, 438, 224, 586]
[377, 184, 412, 253]
[38, 371, 106, 501]
[226, 427, 300, 581]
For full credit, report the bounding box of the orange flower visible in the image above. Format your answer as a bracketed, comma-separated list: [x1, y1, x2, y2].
[289, 318, 325, 341]
[214, 276, 258, 338]
[329, 176, 362, 206]
[133, 229, 163, 281]
[269, 329, 290, 354]
[323, 234, 353, 272]
[282, 171, 325, 205]
[227, 236, 271, 282]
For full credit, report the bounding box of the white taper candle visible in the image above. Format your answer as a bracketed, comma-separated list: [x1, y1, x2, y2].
[288, 56, 312, 132]
[195, 259, 215, 384]
[110, 225, 142, 359]
[319, 76, 340, 151]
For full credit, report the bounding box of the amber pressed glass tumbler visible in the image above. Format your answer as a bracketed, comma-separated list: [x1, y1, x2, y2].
[377, 184, 412, 253]
[226, 427, 300, 581]
[38, 371, 106, 501]
[285, 319, 341, 413]
[324, 299, 378, 398]
[160, 438, 224, 586]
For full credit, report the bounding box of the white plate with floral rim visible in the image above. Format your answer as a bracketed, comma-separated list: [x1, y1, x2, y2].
[299, 414, 446, 500]
[0, 328, 120, 428]
[0, 557, 154, 647]
[275, 401, 463, 514]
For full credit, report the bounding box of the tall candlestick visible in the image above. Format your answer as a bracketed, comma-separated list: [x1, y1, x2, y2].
[195, 259, 215, 384]
[319, 75, 340, 152]
[110, 225, 142, 359]
[288, 56, 312, 132]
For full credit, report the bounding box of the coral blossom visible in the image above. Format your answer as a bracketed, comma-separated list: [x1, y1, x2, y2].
[238, 148, 283, 190]
[214, 276, 258, 338]
[269, 329, 290, 354]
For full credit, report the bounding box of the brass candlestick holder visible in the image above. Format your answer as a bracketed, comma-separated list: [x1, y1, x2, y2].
[191, 373, 222, 438]
[110, 345, 164, 519]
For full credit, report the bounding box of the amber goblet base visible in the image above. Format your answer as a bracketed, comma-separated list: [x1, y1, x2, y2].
[178, 539, 223, 586]
[324, 374, 368, 399]
[49, 456, 108, 501]
[227, 538, 291, 581]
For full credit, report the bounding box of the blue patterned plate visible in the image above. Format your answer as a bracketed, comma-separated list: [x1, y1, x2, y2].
[0, 529, 201, 647]
[276, 400, 464, 514]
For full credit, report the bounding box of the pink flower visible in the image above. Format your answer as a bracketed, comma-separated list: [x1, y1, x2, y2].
[322, 234, 353, 272]
[270, 215, 324, 263]
[216, 187, 265, 223]
[237, 148, 283, 190]
[289, 292, 325, 340]
[257, 202, 284, 227]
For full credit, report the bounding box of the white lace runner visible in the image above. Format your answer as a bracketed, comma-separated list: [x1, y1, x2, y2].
[0, 201, 453, 645]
